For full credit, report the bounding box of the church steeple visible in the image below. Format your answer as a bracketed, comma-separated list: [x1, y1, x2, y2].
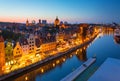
[54, 16, 60, 27]
[26, 19, 29, 27]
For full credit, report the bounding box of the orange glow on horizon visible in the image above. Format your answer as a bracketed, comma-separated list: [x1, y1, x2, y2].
[0, 16, 26, 23]
[0, 16, 55, 23]
[0, 16, 88, 24]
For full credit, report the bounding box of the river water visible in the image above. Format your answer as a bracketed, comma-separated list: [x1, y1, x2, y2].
[12, 28, 120, 81]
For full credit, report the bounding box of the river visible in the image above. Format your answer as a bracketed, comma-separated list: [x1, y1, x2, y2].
[11, 28, 120, 81]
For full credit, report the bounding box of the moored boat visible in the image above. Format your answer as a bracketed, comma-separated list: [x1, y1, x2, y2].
[114, 28, 120, 44]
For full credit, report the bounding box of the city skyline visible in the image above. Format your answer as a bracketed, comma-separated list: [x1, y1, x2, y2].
[0, 0, 120, 24]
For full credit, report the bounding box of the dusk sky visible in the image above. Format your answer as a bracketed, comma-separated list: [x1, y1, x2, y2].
[0, 0, 120, 24]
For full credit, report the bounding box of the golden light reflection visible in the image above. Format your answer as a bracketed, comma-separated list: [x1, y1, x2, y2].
[25, 76, 28, 81]
[56, 60, 60, 64]
[63, 58, 66, 62]
[41, 68, 44, 73]
[70, 55, 73, 58]
[0, 26, 101, 77]
[52, 63, 55, 67]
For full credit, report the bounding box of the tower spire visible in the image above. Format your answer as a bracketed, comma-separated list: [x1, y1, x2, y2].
[26, 19, 29, 27]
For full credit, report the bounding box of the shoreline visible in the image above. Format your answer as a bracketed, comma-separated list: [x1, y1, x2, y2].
[60, 57, 96, 81]
[0, 34, 98, 81]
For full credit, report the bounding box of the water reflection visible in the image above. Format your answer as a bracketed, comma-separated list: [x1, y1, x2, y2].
[75, 27, 120, 81]
[14, 27, 119, 81]
[76, 46, 88, 61]
[101, 27, 114, 36]
[4, 27, 117, 81]
[101, 27, 120, 45]
[12, 45, 88, 81]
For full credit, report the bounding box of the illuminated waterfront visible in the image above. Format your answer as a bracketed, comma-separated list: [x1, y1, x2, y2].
[0, 20, 100, 81]
[0, 0, 120, 81]
[0, 29, 98, 75]
[1, 27, 119, 81]
[8, 44, 89, 81]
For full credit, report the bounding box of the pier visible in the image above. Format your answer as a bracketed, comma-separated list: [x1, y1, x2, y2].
[60, 57, 96, 81]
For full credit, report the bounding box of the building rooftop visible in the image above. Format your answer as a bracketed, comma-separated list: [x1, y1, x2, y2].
[88, 58, 120, 81]
[19, 37, 28, 45]
[0, 36, 4, 42]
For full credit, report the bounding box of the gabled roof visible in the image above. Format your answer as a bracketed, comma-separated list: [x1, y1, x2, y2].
[19, 37, 28, 45]
[0, 35, 4, 42]
[35, 38, 41, 48]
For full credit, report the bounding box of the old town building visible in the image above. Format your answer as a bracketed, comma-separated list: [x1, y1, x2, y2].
[5, 42, 13, 65]
[13, 42, 22, 61]
[0, 36, 5, 73]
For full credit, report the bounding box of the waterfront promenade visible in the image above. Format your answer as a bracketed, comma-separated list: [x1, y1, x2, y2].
[0, 34, 98, 81]
[61, 57, 96, 81]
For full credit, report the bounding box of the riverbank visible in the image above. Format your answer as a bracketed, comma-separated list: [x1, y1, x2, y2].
[61, 57, 96, 81]
[0, 34, 98, 81]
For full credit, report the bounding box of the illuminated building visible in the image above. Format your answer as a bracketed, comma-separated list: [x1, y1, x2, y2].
[13, 42, 22, 61]
[60, 21, 66, 29]
[61, 23, 65, 29]
[79, 24, 89, 39]
[40, 42, 57, 53]
[54, 16, 60, 27]
[35, 36, 41, 56]
[0, 36, 5, 73]
[5, 42, 13, 65]
[19, 38, 29, 55]
[27, 34, 35, 54]
[56, 32, 65, 42]
[26, 19, 36, 27]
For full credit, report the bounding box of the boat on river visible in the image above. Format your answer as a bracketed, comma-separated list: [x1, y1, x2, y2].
[114, 28, 120, 44]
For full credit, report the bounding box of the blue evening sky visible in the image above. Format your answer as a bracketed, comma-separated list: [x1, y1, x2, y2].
[0, 0, 120, 23]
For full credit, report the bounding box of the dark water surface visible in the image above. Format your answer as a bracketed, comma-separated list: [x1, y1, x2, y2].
[13, 29, 120, 81]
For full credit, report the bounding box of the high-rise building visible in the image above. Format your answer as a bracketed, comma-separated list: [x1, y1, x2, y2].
[0, 36, 5, 73]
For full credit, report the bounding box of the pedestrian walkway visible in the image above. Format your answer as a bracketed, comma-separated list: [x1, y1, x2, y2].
[60, 57, 96, 81]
